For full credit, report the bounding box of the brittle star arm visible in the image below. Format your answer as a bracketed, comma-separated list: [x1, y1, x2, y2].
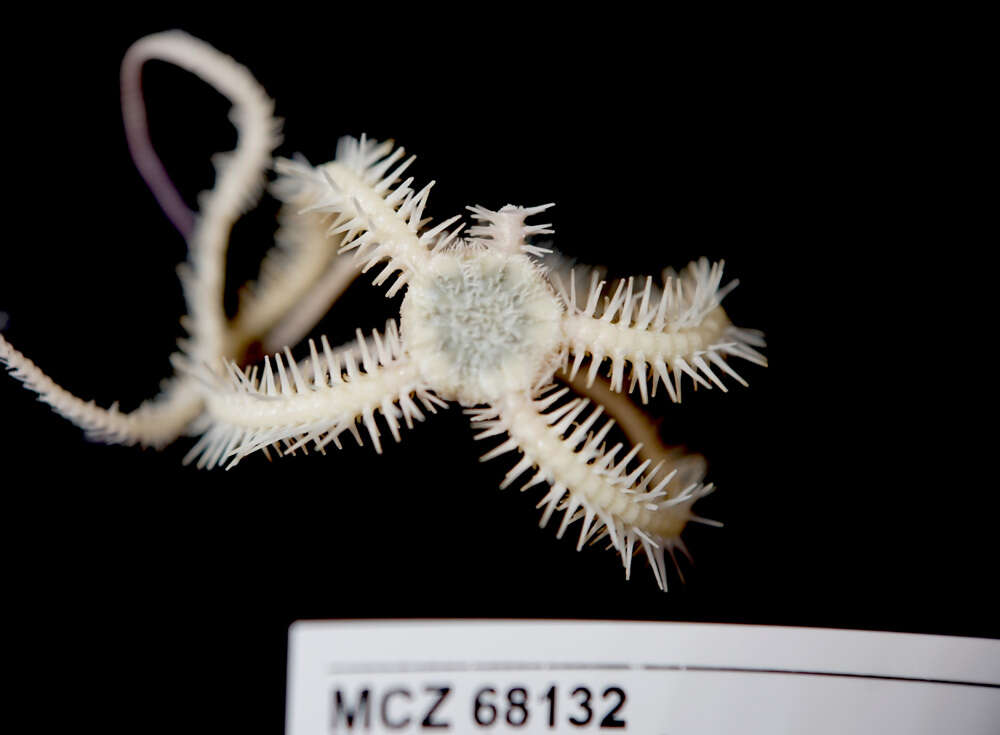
[274, 136, 467, 300]
[185, 322, 445, 469]
[126, 30, 361, 361]
[1, 32, 281, 448]
[124, 31, 280, 362]
[0, 336, 201, 448]
[468, 388, 717, 591]
[227, 208, 357, 357]
[555, 259, 767, 403]
[130, 33, 283, 365]
[560, 369, 708, 495]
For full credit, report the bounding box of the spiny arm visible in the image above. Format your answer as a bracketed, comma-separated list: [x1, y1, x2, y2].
[274, 136, 466, 298]
[466, 203, 555, 258]
[468, 388, 717, 591]
[555, 258, 766, 403]
[184, 322, 446, 469]
[561, 369, 708, 492]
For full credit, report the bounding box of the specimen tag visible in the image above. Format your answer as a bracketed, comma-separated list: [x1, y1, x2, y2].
[286, 620, 1000, 734]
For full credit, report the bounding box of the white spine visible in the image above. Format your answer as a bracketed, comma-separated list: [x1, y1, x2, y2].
[466, 203, 555, 258]
[469, 389, 715, 590]
[186, 323, 444, 468]
[275, 136, 451, 298]
[563, 371, 708, 491]
[556, 258, 766, 402]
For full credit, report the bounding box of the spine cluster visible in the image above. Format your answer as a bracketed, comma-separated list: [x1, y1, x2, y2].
[557, 258, 766, 402]
[466, 203, 555, 257]
[274, 136, 465, 298]
[184, 322, 444, 469]
[468, 388, 715, 590]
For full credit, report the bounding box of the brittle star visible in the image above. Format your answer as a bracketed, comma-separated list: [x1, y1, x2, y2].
[0, 31, 766, 590]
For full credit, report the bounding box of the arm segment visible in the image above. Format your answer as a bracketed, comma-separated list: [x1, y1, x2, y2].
[274, 136, 465, 299]
[561, 369, 708, 493]
[0, 335, 201, 448]
[555, 258, 766, 403]
[228, 206, 357, 357]
[1, 33, 282, 448]
[468, 388, 715, 590]
[185, 322, 445, 469]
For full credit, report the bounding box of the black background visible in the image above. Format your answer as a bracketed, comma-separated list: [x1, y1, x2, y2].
[1, 13, 993, 734]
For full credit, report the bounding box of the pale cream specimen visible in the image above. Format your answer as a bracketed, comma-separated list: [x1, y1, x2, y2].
[0, 32, 766, 590]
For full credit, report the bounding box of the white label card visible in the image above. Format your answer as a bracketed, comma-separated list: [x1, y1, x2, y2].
[286, 620, 1000, 734]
